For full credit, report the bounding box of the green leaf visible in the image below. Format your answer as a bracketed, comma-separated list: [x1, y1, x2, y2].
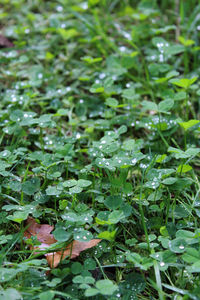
[77, 179, 92, 188]
[108, 210, 125, 224]
[169, 238, 187, 253]
[74, 230, 93, 242]
[63, 179, 77, 187]
[82, 56, 102, 64]
[104, 195, 122, 210]
[7, 211, 29, 223]
[165, 44, 185, 55]
[142, 100, 158, 111]
[22, 178, 40, 195]
[0, 288, 22, 300]
[178, 36, 195, 46]
[0, 268, 19, 283]
[46, 186, 61, 195]
[69, 186, 83, 194]
[177, 164, 192, 173]
[10, 109, 24, 122]
[185, 148, 200, 157]
[162, 177, 177, 185]
[85, 288, 99, 297]
[117, 125, 127, 135]
[71, 263, 83, 275]
[186, 261, 200, 273]
[122, 139, 135, 151]
[179, 119, 200, 131]
[170, 77, 198, 89]
[98, 230, 116, 241]
[62, 212, 78, 223]
[73, 275, 95, 284]
[158, 99, 174, 113]
[53, 228, 71, 242]
[96, 279, 118, 295]
[84, 258, 96, 270]
[174, 204, 190, 219]
[57, 28, 78, 40]
[105, 97, 119, 107]
[126, 252, 141, 264]
[182, 248, 200, 263]
[39, 291, 54, 300]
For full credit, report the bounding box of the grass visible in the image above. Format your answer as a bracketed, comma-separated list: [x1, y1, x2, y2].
[1, 0, 200, 299]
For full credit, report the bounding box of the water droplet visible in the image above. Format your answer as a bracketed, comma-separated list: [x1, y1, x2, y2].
[123, 32, 131, 40]
[61, 23, 66, 28]
[2, 151, 9, 157]
[79, 99, 84, 103]
[160, 262, 165, 267]
[25, 28, 30, 34]
[56, 5, 63, 12]
[131, 158, 137, 165]
[118, 160, 121, 163]
[159, 54, 164, 62]
[80, 2, 88, 10]
[179, 245, 185, 250]
[38, 73, 43, 79]
[99, 73, 106, 79]
[140, 163, 147, 169]
[66, 87, 71, 92]
[76, 133, 81, 139]
[119, 46, 126, 52]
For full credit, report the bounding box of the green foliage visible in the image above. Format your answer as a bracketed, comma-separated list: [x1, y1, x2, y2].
[1, 0, 200, 299]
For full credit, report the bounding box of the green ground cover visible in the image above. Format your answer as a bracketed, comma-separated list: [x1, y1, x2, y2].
[1, 0, 200, 299]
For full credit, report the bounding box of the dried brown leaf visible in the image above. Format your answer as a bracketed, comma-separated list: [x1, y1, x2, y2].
[46, 239, 101, 268]
[0, 34, 14, 48]
[24, 217, 101, 268]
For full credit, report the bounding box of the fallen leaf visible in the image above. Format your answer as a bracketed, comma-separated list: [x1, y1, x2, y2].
[46, 239, 101, 268]
[0, 34, 14, 48]
[24, 217, 101, 268]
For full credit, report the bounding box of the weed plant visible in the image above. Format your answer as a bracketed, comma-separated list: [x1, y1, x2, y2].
[0, 0, 200, 299]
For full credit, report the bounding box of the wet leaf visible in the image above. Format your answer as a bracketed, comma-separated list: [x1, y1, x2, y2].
[0, 34, 14, 48]
[24, 218, 101, 268]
